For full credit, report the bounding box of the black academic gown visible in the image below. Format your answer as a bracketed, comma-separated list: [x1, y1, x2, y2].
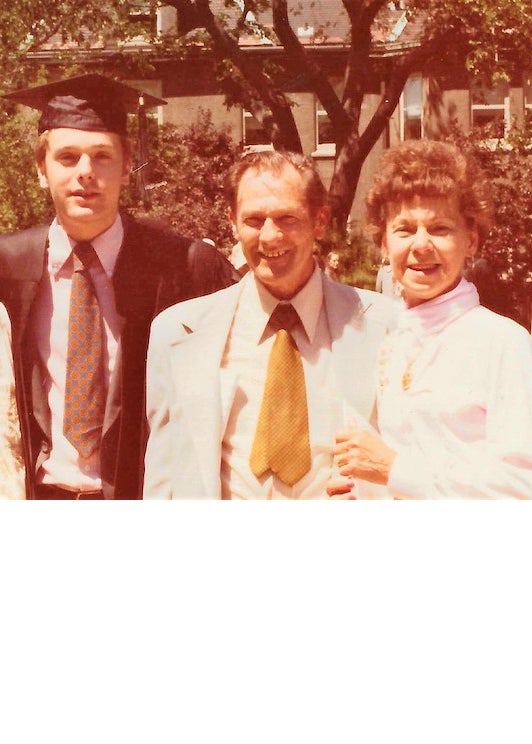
[0, 213, 238, 499]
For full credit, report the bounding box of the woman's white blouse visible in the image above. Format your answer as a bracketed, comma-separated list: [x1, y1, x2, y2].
[378, 279, 532, 499]
[0, 304, 25, 499]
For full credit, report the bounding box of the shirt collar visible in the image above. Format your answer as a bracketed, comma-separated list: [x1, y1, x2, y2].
[247, 264, 324, 344]
[47, 214, 124, 279]
[398, 278, 480, 338]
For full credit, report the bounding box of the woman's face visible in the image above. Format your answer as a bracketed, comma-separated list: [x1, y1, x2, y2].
[381, 195, 478, 307]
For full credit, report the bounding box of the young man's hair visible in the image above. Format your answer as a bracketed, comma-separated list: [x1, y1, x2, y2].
[226, 150, 327, 217]
[365, 139, 494, 247]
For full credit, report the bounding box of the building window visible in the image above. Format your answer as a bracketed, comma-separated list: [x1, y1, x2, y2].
[316, 100, 335, 150]
[297, 24, 315, 40]
[471, 79, 509, 137]
[400, 74, 423, 140]
[525, 74, 532, 111]
[314, 79, 343, 154]
[243, 110, 271, 148]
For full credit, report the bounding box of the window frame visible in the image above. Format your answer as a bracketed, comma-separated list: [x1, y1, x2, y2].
[470, 79, 510, 141]
[314, 98, 336, 156]
[399, 73, 424, 141]
[313, 78, 344, 156]
[242, 109, 273, 151]
[524, 73, 532, 113]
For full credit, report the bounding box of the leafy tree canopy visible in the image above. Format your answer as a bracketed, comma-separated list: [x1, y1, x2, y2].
[2, 2, 530, 222]
[0, 1, 168, 90]
[150, 0, 531, 229]
[0, 0, 530, 310]
[125, 108, 242, 251]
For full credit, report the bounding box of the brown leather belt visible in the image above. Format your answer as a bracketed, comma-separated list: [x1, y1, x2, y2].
[35, 484, 104, 500]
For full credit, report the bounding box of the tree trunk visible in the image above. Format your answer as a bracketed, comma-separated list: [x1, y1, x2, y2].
[328, 132, 374, 233]
[328, 157, 364, 234]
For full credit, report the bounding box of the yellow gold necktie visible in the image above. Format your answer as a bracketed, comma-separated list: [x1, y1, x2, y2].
[250, 303, 311, 486]
[63, 242, 106, 458]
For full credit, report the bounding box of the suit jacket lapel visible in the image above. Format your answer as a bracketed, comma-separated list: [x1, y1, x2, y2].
[168, 285, 242, 498]
[104, 211, 184, 440]
[102, 218, 131, 438]
[323, 276, 380, 423]
[17, 229, 50, 444]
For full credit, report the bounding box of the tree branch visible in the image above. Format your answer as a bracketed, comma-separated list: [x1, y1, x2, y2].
[272, 0, 351, 134]
[341, 0, 363, 26]
[361, 0, 388, 27]
[341, 1, 386, 137]
[358, 39, 442, 155]
[166, 0, 302, 149]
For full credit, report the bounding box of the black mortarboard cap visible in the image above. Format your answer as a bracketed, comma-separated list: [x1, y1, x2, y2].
[3, 73, 167, 135]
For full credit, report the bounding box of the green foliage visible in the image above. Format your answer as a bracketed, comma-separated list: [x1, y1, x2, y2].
[2, 1, 530, 235]
[319, 226, 379, 291]
[411, 0, 531, 82]
[0, 1, 159, 87]
[445, 115, 532, 325]
[159, 0, 532, 230]
[1, 0, 530, 280]
[0, 103, 241, 248]
[0, 105, 54, 231]
[124, 109, 242, 251]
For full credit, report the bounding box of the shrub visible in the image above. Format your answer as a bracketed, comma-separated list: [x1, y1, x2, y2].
[445, 117, 532, 326]
[0, 106, 54, 231]
[318, 223, 380, 290]
[125, 109, 242, 252]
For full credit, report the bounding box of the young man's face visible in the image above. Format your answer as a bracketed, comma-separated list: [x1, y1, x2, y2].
[231, 164, 329, 300]
[37, 128, 130, 241]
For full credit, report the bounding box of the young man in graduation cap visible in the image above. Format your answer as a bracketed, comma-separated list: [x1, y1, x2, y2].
[0, 74, 238, 500]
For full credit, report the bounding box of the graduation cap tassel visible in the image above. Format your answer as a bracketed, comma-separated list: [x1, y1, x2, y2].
[136, 95, 152, 210]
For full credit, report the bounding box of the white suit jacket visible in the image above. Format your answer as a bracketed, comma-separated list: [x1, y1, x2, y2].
[144, 274, 393, 499]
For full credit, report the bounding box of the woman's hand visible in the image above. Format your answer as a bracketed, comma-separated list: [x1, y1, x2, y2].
[333, 422, 396, 486]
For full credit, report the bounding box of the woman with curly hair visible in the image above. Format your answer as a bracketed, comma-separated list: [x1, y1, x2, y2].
[330, 139, 532, 499]
[0, 303, 25, 499]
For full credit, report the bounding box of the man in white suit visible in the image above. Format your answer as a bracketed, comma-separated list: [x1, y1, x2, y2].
[144, 151, 393, 499]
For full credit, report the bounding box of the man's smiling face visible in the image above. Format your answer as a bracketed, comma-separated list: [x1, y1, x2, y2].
[231, 163, 329, 300]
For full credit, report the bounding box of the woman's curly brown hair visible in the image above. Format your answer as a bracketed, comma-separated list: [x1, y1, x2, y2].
[365, 139, 494, 247]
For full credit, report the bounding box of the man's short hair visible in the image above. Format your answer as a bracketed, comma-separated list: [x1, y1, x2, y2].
[365, 139, 494, 247]
[226, 150, 327, 218]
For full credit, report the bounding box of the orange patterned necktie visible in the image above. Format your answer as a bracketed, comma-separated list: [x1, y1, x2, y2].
[249, 303, 311, 486]
[63, 242, 106, 458]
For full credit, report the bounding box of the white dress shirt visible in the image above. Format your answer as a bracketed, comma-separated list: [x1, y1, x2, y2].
[33, 216, 123, 490]
[379, 279, 532, 498]
[220, 268, 344, 499]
